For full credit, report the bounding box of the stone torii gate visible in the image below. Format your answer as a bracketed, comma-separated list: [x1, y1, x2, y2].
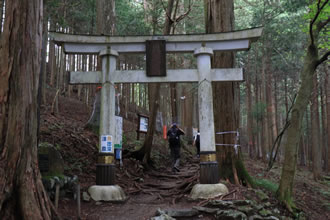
[50, 28, 262, 200]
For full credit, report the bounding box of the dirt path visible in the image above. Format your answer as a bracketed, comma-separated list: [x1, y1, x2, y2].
[58, 157, 216, 220]
[41, 92, 330, 220]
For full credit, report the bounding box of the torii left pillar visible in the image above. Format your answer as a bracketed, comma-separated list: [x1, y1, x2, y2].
[96, 48, 117, 185]
[194, 47, 219, 184]
[88, 48, 126, 202]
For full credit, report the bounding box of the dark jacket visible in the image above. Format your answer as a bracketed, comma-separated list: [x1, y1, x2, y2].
[167, 126, 185, 147]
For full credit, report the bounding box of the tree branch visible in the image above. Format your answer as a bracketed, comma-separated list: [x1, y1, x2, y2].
[175, 0, 194, 23]
[309, 0, 329, 45]
[317, 16, 330, 32]
[316, 51, 330, 68]
[161, 0, 174, 25]
[267, 94, 296, 171]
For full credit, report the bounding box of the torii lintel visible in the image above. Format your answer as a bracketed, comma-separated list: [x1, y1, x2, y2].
[49, 27, 263, 54]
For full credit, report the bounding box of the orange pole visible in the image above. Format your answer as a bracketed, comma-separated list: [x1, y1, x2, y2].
[163, 125, 167, 139]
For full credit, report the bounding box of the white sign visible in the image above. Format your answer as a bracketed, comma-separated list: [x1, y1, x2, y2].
[100, 135, 113, 153]
[139, 116, 148, 132]
[115, 116, 123, 149]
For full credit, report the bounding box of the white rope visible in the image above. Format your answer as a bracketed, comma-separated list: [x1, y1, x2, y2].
[215, 130, 240, 154]
[216, 131, 239, 135]
[215, 144, 240, 146]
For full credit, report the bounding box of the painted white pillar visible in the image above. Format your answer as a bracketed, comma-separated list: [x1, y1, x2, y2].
[194, 47, 219, 184]
[194, 47, 216, 153]
[99, 48, 118, 154]
[96, 48, 118, 185]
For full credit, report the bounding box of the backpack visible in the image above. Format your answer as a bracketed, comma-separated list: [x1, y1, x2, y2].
[168, 128, 180, 145]
[195, 134, 200, 146]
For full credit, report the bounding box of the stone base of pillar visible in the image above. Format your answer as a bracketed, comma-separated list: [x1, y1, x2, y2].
[88, 185, 126, 202]
[96, 164, 115, 185]
[200, 162, 219, 184]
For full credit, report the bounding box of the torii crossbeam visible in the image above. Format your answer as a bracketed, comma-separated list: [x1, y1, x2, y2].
[49, 27, 262, 190]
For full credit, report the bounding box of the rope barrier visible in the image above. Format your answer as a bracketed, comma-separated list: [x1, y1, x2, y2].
[216, 144, 241, 146]
[216, 131, 239, 135]
[215, 130, 240, 154]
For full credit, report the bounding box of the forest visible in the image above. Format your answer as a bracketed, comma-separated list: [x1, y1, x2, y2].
[0, 0, 329, 219]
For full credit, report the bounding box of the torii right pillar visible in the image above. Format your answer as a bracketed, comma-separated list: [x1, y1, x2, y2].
[194, 47, 219, 184]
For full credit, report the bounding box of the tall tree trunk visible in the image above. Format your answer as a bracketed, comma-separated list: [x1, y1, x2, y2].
[284, 77, 289, 115]
[320, 75, 327, 170]
[269, 72, 278, 149]
[261, 51, 269, 161]
[96, 0, 116, 35]
[311, 75, 322, 180]
[41, 10, 48, 105]
[307, 106, 312, 167]
[137, 0, 176, 164]
[205, 0, 251, 184]
[254, 50, 262, 158]
[277, 1, 329, 208]
[299, 135, 306, 166]
[246, 54, 254, 158]
[0, 1, 57, 219]
[171, 83, 177, 122]
[326, 66, 330, 172]
[141, 0, 174, 164]
[49, 20, 56, 87]
[0, 0, 4, 35]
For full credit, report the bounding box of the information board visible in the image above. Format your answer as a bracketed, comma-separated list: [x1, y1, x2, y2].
[139, 116, 148, 132]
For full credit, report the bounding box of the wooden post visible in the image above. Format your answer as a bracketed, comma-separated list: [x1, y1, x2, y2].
[55, 183, 60, 210]
[77, 184, 81, 219]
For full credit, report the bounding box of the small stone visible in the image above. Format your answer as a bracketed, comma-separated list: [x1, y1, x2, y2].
[162, 208, 199, 217]
[236, 205, 254, 216]
[255, 190, 269, 201]
[263, 216, 279, 220]
[50, 178, 56, 189]
[272, 208, 280, 215]
[83, 192, 91, 202]
[253, 204, 264, 211]
[233, 200, 253, 206]
[216, 209, 247, 220]
[193, 206, 219, 214]
[248, 215, 264, 220]
[259, 208, 272, 217]
[190, 184, 229, 200]
[296, 212, 307, 220]
[264, 202, 272, 208]
[150, 214, 175, 220]
[95, 201, 102, 205]
[209, 200, 234, 209]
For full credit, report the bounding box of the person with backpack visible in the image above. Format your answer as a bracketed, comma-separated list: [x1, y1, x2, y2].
[193, 130, 200, 158]
[167, 123, 185, 172]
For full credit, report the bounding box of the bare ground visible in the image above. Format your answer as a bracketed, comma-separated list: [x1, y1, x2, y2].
[39, 91, 330, 220]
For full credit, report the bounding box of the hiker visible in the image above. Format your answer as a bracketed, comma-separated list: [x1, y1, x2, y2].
[193, 130, 200, 157]
[167, 123, 185, 172]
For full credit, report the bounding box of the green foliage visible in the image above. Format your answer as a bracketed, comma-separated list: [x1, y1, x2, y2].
[302, 0, 330, 49]
[46, 0, 96, 33]
[254, 178, 279, 194]
[116, 0, 152, 35]
[303, 0, 330, 24]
